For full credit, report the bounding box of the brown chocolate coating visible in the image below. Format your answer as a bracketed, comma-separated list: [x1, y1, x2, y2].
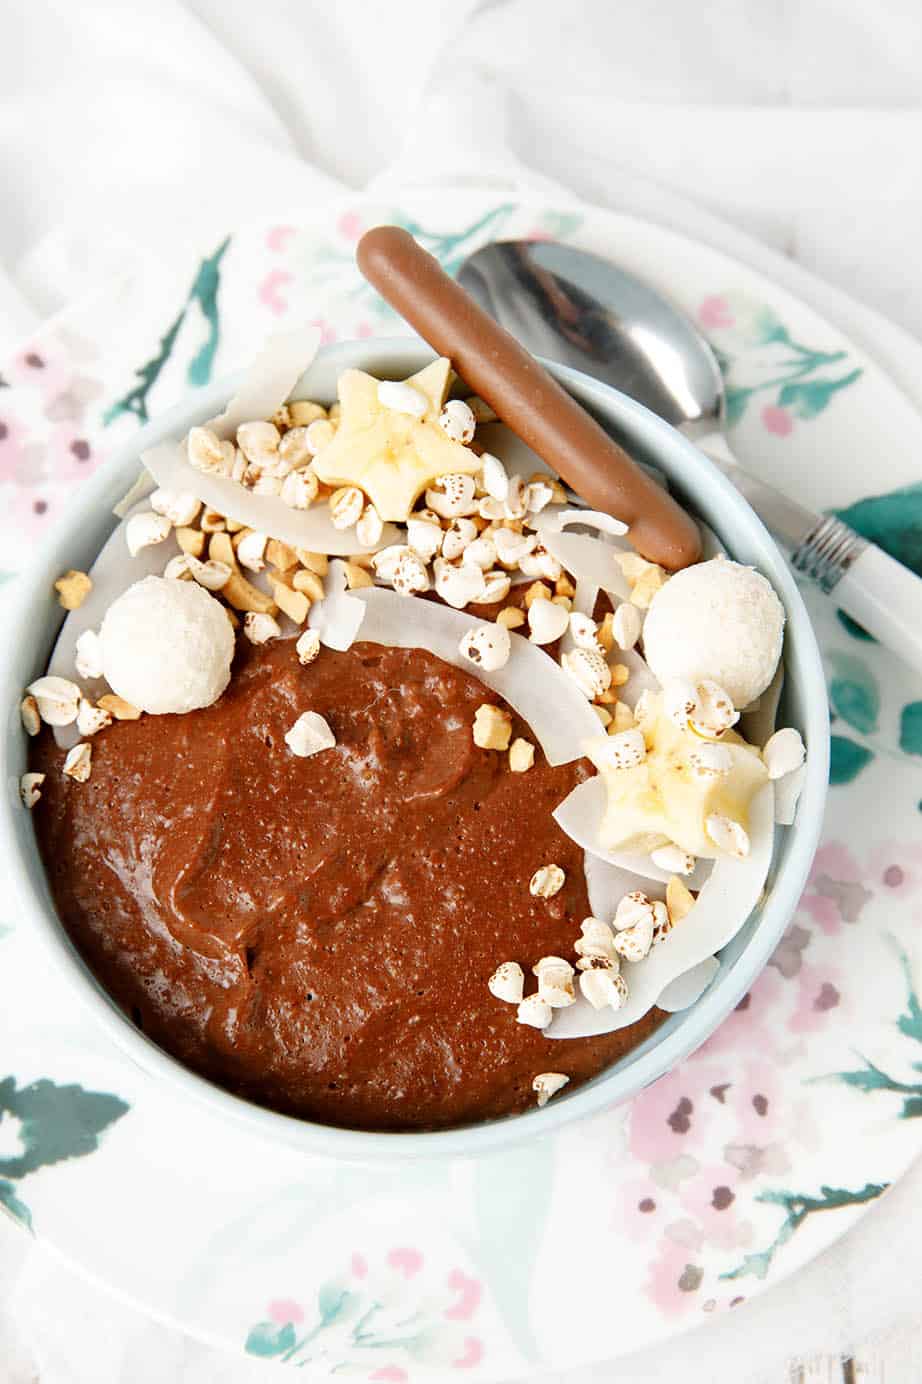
[31, 640, 661, 1131]
[357, 225, 701, 571]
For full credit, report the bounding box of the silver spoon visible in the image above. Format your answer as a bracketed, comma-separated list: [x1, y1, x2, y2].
[458, 240, 922, 673]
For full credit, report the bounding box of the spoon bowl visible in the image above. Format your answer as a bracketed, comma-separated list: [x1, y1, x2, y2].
[458, 240, 725, 437]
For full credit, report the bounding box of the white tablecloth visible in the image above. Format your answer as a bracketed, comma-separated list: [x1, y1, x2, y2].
[3, 2, 922, 1379]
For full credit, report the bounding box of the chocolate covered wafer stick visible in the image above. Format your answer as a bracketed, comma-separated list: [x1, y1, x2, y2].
[356, 226, 701, 569]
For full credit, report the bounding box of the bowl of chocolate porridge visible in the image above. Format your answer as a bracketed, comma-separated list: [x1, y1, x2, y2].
[2, 312, 828, 1157]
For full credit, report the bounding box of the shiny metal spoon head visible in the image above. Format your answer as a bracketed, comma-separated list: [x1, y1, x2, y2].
[457, 239, 726, 438]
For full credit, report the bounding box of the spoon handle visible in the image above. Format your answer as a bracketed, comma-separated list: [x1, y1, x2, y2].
[698, 431, 922, 675]
[827, 546, 922, 675]
[356, 226, 702, 571]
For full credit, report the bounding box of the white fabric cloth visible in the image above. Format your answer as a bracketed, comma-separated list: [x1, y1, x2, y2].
[3, 2, 922, 1380]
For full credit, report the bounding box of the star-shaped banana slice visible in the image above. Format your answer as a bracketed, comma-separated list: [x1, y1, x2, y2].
[310, 358, 481, 521]
[587, 693, 768, 859]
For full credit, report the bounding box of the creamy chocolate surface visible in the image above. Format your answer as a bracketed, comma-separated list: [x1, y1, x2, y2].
[31, 640, 661, 1131]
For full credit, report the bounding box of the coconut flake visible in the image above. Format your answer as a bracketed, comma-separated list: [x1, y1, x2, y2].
[739, 662, 784, 745]
[534, 511, 632, 603]
[206, 326, 322, 441]
[774, 762, 807, 825]
[657, 957, 720, 1012]
[317, 586, 605, 766]
[112, 469, 156, 517]
[614, 646, 662, 709]
[545, 508, 629, 540]
[306, 559, 367, 651]
[549, 782, 775, 1038]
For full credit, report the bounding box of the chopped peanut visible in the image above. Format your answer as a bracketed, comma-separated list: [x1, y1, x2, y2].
[288, 400, 328, 427]
[496, 606, 525, 630]
[473, 703, 512, 751]
[342, 561, 374, 590]
[266, 538, 299, 572]
[292, 569, 325, 602]
[509, 738, 535, 773]
[54, 569, 92, 610]
[523, 581, 552, 609]
[667, 874, 696, 925]
[98, 694, 142, 721]
[176, 527, 206, 558]
[609, 701, 635, 733]
[295, 549, 329, 576]
[271, 581, 310, 624]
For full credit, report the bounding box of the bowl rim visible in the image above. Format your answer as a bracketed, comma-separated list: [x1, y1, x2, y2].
[0, 338, 830, 1160]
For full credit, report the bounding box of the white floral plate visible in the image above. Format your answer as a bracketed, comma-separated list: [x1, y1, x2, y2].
[2, 190, 922, 1379]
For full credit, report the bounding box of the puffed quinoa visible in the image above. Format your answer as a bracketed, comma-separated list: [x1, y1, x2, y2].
[532, 1072, 569, 1107]
[244, 612, 282, 645]
[459, 623, 511, 672]
[20, 772, 45, 808]
[516, 994, 553, 1030]
[62, 742, 92, 783]
[651, 843, 696, 875]
[296, 629, 321, 664]
[705, 814, 751, 858]
[329, 486, 365, 530]
[438, 398, 476, 443]
[529, 864, 565, 899]
[561, 647, 612, 698]
[20, 696, 40, 736]
[488, 961, 524, 1004]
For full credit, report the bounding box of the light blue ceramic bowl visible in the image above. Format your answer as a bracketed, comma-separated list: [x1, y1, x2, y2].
[0, 339, 829, 1160]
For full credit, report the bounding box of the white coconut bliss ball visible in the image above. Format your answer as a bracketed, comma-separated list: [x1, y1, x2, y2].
[99, 576, 235, 714]
[642, 559, 785, 708]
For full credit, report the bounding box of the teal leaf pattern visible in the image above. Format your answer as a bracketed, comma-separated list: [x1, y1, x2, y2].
[829, 735, 874, 785]
[721, 1182, 888, 1282]
[834, 482, 922, 578]
[724, 386, 753, 426]
[245, 1321, 296, 1358]
[899, 702, 922, 756]
[466, 1141, 555, 1364]
[0, 1178, 32, 1230]
[836, 610, 875, 642]
[833, 482, 922, 638]
[0, 1076, 129, 1233]
[0, 1077, 129, 1179]
[817, 941, 922, 1118]
[777, 368, 863, 419]
[104, 236, 231, 427]
[707, 296, 860, 426]
[828, 652, 880, 734]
